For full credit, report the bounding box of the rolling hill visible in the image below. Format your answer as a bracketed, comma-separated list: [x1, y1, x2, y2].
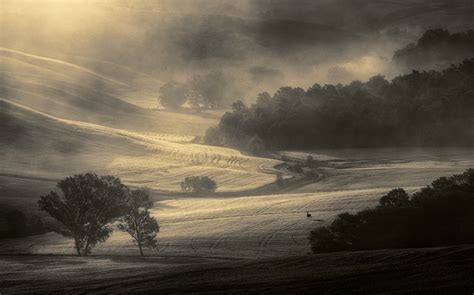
[0, 97, 280, 192]
[0, 47, 217, 134]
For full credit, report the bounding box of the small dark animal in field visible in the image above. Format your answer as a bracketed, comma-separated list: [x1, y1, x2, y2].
[306, 212, 312, 218]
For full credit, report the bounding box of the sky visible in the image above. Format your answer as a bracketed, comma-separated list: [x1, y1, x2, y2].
[2, 0, 474, 105]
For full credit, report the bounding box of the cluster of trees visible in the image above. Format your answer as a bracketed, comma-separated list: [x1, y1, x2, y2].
[180, 176, 217, 193]
[205, 59, 474, 151]
[38, 173, 159, 256]
[0, 209, 47, 239]
[310, 169, 474, 253]
[36, 173, 218, 256]
[159, 71, 240, 110]
[394, 29, 474, 71]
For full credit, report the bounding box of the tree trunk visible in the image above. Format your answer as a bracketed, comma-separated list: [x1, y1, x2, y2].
[74, 238, 82, 256]
[84, 237, 90, 256]
[138, 241, 144, 257]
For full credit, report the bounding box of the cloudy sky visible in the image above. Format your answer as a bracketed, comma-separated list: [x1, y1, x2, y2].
[3, 0, 474, 104]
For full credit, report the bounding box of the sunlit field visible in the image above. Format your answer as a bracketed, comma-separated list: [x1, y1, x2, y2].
[1, 47, 473, 290]
[0, 98, 279, 193]
[286, 148, 474, 192]
[2, 2, 474, 290]
[1, 147, 471, 259]
[0, 189, 385, 257]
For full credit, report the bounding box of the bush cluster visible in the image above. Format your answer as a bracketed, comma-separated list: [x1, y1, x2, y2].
[310, 169, 474, 253]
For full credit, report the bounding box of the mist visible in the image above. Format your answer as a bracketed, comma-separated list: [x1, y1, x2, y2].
[2, 2, 474, 292]
[2, 0, 474, 167]
[5, 0, 474, 109]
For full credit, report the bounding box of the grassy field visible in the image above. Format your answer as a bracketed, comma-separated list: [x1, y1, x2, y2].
[0, 98, 280, 193]
[1, 147, 472, 259]
[1, 246, 473, 294]
[285, 148, 474, 192]
[0, 188, 387, 257]
[0, 47, 217, 134]
[1, 47, 474, 293]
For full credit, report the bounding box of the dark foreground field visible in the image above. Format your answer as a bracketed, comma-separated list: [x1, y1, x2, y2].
[1, 246, 474, 294]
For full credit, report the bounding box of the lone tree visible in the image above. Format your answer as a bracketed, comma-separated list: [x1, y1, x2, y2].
[181, 176, 217, 193]
[159, 81, 189, 109]
[38, 173, 129, 256]
[118, 189, 160, 256]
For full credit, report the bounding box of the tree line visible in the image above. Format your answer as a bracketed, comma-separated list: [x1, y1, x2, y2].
[394, 29, 474, 71]
[310, 169, 474, 253]
[205, 59, 474, 152]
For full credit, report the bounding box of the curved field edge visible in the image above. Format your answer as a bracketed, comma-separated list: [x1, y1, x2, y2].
[0, 98, 281, 192]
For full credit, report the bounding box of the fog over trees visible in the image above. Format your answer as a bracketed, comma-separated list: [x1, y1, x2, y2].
[206, 59, 474, 151]
[159, 71, 242, 109]
[394, 29, 474, 71]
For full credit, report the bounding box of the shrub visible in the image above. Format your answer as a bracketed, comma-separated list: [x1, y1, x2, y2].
[181, 176, 217, 193]
[310, 169, 474, 253]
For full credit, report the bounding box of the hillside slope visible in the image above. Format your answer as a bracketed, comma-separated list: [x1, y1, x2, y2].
[0, 47, 216, 135]
[0, 98, 279, 192]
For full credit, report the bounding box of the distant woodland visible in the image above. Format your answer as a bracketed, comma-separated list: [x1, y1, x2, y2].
[394, 29, 474, 71]
[206, 59, 474, 151]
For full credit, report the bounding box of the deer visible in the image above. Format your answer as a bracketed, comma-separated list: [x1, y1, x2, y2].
[306, 211, 312, 218]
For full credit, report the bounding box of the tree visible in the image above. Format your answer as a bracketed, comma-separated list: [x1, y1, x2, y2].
[189, 71, 235, 109]
[394, 29, 474, 70]
[379, 188, 409, 207]
[38, 173, 129, 256]
[118, 189, 160, 256]
[309, 169, 474, 254]
[180, 176, 217, 193]
[159, 81, 189, 109]
[205, 56, 474, 150]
